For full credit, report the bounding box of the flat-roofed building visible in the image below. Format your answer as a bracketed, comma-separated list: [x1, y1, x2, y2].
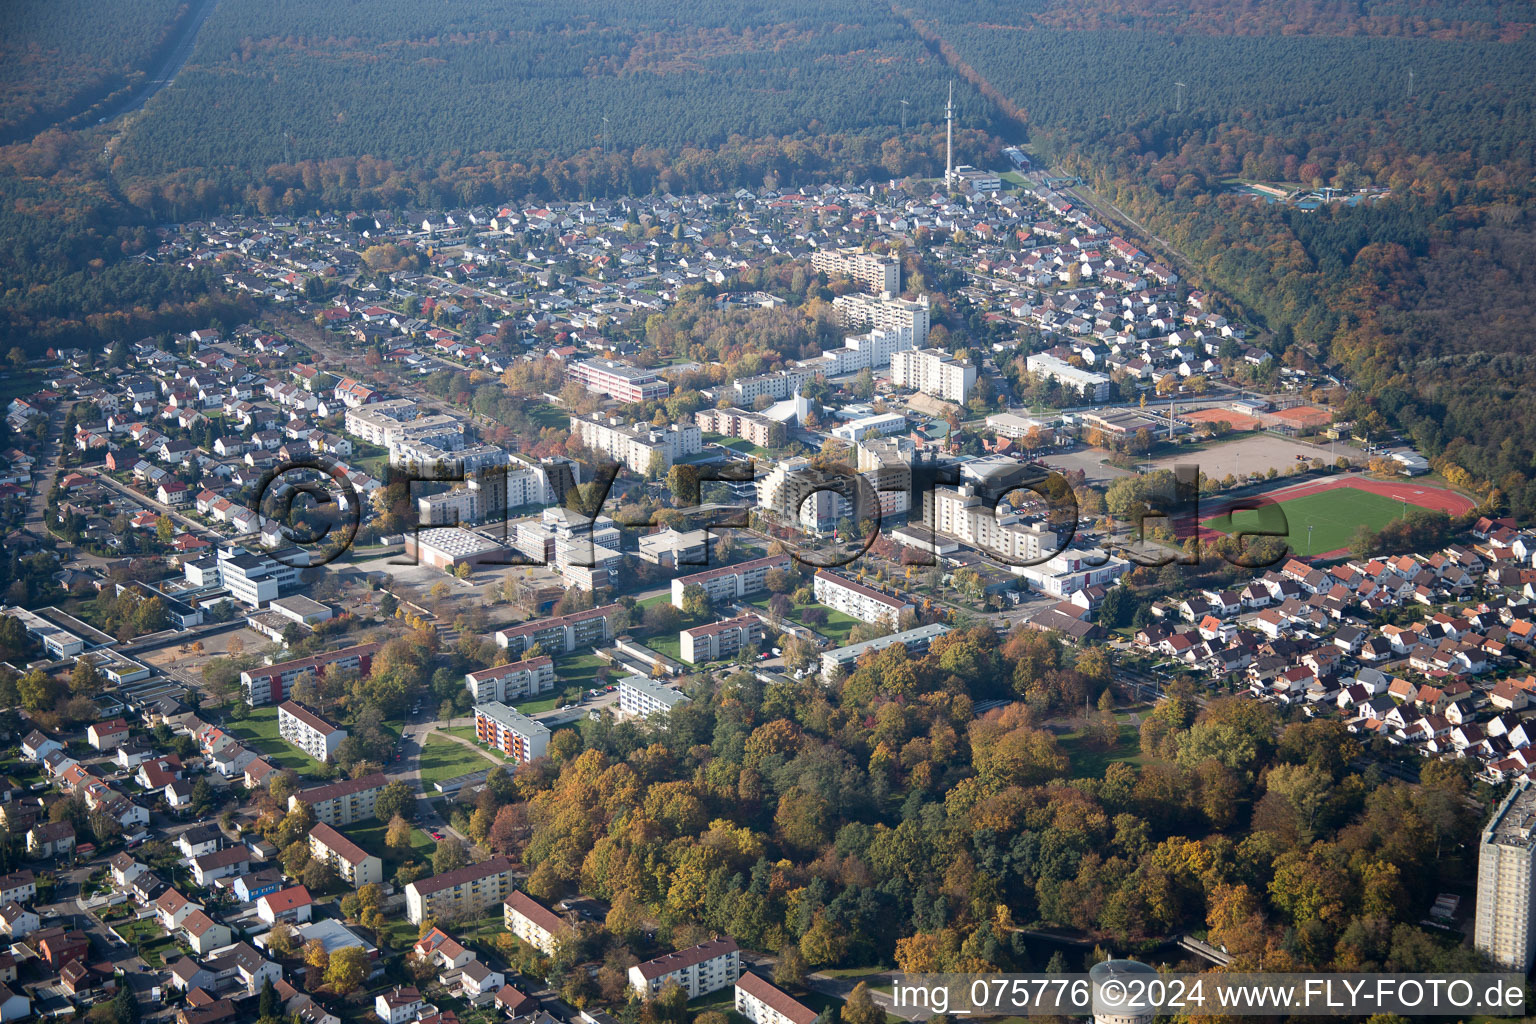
[696, 407, 783, 449]
[405, 857, 517, 925]
[465, 656, 555, 703]
[307, 822, 382, 887]
[240, 642, 381, 706]
[672, 555, 790, 608]
[736, 973, 818, 1024]
[629, 938, 740, 999]
[821, 624, 951, 682]
[568, 359, 670, 404]
[289, 772, 388, 826]
[812, 570, 912, 626]
[473, 703, 551, 763]
[681, 616, 765, 665]
[494, 604, 618, 656]
[810, 247, 899, 295]
[404, 527, 509, 571]
[637, 528, 709, 569]
[569, 413, 701, 475]
[832, 293, 930, 346]
[617, 676, 690, 720]
[890, 347, 977, 403]
[1024, 354, 1110, 403]
[1475, 782, 1536, 969]
[277, 702, 347, 762]
[503, 891, 569, 955]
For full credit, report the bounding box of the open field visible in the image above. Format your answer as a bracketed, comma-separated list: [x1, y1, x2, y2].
[1202, 475, 1475, 557]
[1148, 432, 1362, 479]
[748, 595, 861, 644]
[224, 705, 320, 772]
[417, 733, 497, 785]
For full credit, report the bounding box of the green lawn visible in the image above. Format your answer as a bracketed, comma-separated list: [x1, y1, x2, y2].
[417, 733, 498, 785]
[224, 705, 322, 772]
[749, 596, 861, 644]
[526, 402, 568, 430]
[704, 433, 773, 459]
[346, 818, 434, 871]
[1058, 721, 1145, 778]
[1203, 485, 1412, 557]
[554, 650, 607, 695]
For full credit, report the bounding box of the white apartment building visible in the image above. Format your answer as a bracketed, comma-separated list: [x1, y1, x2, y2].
[731, 367, 816, 406]
[307, 822, 383, 887]
[832, 293, 930, 345]
[736, 973, 818, 1024]
[567, 359, 670, 403]
[503, 891, 569, 955]
[419, 459, 567, 525]
[405, 857, 518, 925]
[570, 414, 702, 475]
[473, 702, 551, 763]
[672, 555, 791, 608]
[392, 439, 507, 475]
[890, 347, 978, 403]
[812, 570, 913, 626]
[820, 623, 951, 682]
[494, 604, 618, 655]
[277, 701, 347, 762]
[810, 247, 900, 295]
[1024, 354, 1111, 403]
[346, 399, 464, 449]
[1475, 782, 1536, 969]
[927, 484, 1059, 564]
[629, 938, 740, 999]
[464, 656, 555, 703]
[680, 615, 766, 664]
[289, 772, 388, 826]
[831, 412, 907, 442]
[617, 676, 690, 720]
[756, 457, 852, 535]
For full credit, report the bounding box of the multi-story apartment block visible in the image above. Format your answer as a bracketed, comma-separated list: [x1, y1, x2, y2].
[820, 623, 951, 682]
[812, 570, 913, 626]
[567, 359, 671, 404]
[617, 676, 691, 720]
[416, 459, 566, 525]
[629, 938, 740, 999]
[346, 399, 464, 449]
[730, 367, 816, 406]
[735, 973, 818, 1024]
[473, 703, 551, 763]
[832, 293, 930, 346]
[464, 656, 555, 703]
[1024, 354, 1111, 403]
[569, 414, 702, 475]
[494, 604, 618, 655]
[926, 484, 1059, 564]
[289, 772, 388, 827]
[671, 555, 790, 608]
[810, 247, 900, 295]
[680, 615, 766, 664]
[277, 701, 347, 762]
[890, 347, 978, 403]
[240, 642, 381, 706]
[503, 891, 569, 955]
[755, 457, 852, 535]
[307, 822, 383, 887]
[695, 407, 783, 449]
[1475, 782, 1536, 969]
[393, 439, 508, 476]
[405, 857, 518, 925]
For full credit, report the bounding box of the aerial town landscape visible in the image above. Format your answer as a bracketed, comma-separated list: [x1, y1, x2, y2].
[4, 0, 1536, 1022]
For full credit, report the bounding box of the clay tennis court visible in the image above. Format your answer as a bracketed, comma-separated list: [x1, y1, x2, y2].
[1180, 407, 1264, 432]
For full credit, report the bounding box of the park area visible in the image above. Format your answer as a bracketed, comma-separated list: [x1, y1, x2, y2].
[1202, 476, 1475, 557]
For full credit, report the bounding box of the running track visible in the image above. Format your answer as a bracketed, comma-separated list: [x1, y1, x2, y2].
[1195, 473, 1475, 558]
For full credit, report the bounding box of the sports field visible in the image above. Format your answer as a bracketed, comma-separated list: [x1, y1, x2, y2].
[1204, 486, 1411, 557]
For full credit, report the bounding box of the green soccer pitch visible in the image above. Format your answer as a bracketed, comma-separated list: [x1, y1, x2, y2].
[1204, 487, 1410, 557]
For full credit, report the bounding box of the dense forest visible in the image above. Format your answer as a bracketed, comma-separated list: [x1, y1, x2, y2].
[111, 0, 994, 179]
[905, 0, 1536, 520]
[491, 626, 1483, 976]
[0, 0, 189, 141]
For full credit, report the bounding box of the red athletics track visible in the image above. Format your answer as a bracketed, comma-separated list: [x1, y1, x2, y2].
[1194, 473, 1476, 557]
